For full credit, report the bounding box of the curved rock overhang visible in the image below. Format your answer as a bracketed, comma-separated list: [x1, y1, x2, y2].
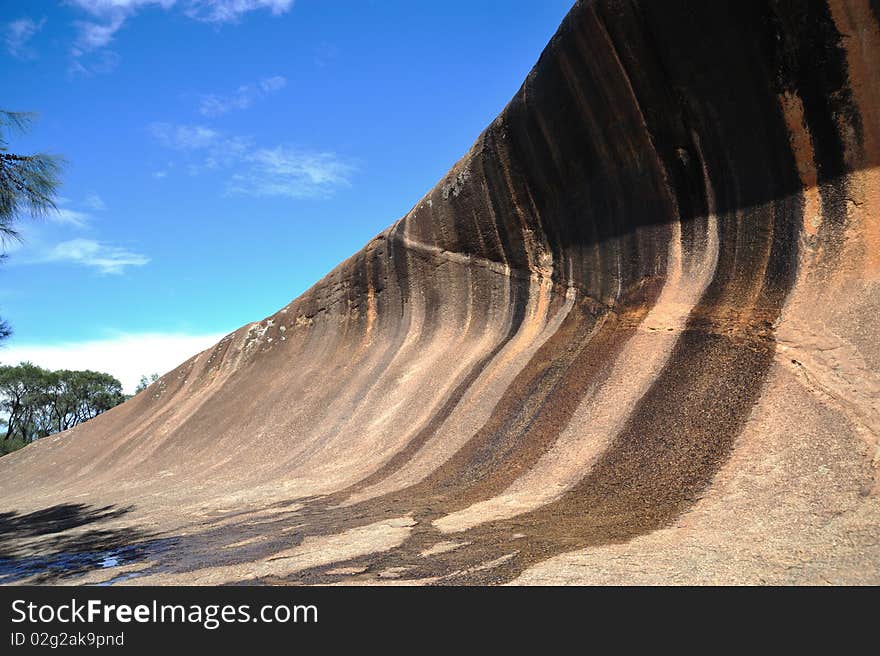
[1, 0, 877, 585]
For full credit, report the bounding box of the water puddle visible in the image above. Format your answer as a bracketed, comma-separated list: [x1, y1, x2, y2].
[0, 539, 176, 584]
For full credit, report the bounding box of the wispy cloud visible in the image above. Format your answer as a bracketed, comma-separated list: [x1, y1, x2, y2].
[149, 122, 251, 171]
[69, 0, 177, 14]
[83, 193, 107, 211]
[68, 1, 168, 61]
[44, 238, 150, 274]
[4, 17, 45, 60]
[68, 49, 121, 76]
[199, 75, 287, 117]
[149, 123, 222, 150]
[67, 1, 293, 73]
[72, 15, 125, 54]
[50, 208, 92, 228]
[0, 332, 225, 393]
[41, 196, 103, 228]
[230, 147, 355, 199]
[150, 123, 355, 198]
[185, 0, 294, 23]
[9, 198, 148, 275]
[70, 0, 294, 23]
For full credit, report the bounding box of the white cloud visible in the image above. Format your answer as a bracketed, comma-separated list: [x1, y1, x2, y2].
[69, 0, 292, 55]
[21, 198, 94, 228]
[198, 96, 245, 118]
[183, 0, 293, 23]
[69, 0, 293, 23]
[149, 122, 251, 173]
[72, 15, 126, 53]
[83, 193, 107, 211]
[4, 17, 45, 60]
[198, 75, 287, 117]
[8, 201, 147, 275]
[67, 1, 291, 73]
[152, 170, 168, 179]
[69, 0, 177, 15]
[230, 146, 355, 199]
[67, 1, 148, 71]
[44, 238, 150, 274]
[260, 75, 286, 92]
[0, 332, 225, 393]
[50, 208, 92, 228]
[150, 123, 355, 198]
[149, 122, 221, 150]
[68, 49, 121, 75]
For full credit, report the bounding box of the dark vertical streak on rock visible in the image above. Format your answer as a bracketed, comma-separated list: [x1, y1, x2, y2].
[411, 278, 663, 512]
[337, 271, 529, 497]
[764, 0, 863, 263]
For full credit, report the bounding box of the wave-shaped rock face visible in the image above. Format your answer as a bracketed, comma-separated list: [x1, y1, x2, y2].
[2, 0, 878, 585]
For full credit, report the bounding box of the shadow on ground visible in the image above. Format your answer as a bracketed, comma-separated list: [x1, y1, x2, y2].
[0, 504, 174, 585]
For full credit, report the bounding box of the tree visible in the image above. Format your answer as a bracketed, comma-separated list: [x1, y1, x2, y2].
[134, 373, 160, 394]
[0, 363, 125, 455]
[0, 110, 64, 341]
[0, 111, 63, 241]
[0, 362, 50, 446]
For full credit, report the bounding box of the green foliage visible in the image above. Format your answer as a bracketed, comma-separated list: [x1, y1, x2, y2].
[0, 435, 27, 456]
[134, 373, 160, 394]
[0, 362, 126, 454]
[0, 109, 65, 342]
[0, 110, 64, 244]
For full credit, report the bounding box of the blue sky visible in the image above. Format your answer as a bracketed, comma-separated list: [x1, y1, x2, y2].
[0, 0, 572, 390]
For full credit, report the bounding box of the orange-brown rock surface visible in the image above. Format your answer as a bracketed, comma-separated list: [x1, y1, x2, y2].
[1, 0, 878, 585]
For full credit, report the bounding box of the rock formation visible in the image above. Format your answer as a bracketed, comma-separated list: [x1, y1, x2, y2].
[1, 0, 878, 584]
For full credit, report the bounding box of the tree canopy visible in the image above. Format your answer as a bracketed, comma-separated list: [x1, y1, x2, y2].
[0, 110, 64, 243]
[0, 363, 125, 455]
[0, 109, 64, 342]
[135, 373, 160, 394]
